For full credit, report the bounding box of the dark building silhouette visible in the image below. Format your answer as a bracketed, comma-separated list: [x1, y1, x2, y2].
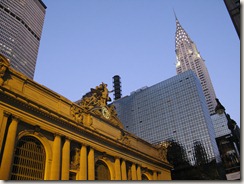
[223, 0, 240, 38]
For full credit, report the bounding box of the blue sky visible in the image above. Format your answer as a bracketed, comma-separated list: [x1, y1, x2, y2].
[35, 0, 240, 126]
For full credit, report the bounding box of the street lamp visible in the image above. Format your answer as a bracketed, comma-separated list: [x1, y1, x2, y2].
[215, 98, 240, 153]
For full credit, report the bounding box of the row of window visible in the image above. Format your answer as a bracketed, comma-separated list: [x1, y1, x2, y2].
[0, 3, 41, 41]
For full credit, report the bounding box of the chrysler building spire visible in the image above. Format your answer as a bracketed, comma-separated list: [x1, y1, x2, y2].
[175, 17, 192, 48]
[174, 16, 217, 115]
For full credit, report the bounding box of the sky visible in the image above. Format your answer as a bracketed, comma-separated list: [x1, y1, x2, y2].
[35, 0, 240, 126]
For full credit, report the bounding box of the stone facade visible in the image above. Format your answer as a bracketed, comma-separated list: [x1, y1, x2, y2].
[0, 54, 172, 180]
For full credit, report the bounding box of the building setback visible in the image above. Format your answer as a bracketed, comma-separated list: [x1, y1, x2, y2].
[113, 70, 221, 165]
[0, 0, 46, 79]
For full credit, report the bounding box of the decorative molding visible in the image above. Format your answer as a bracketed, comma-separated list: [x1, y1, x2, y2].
[118, 132, 131, 146]
[71, 105, 83, 124]
[11, 115, 20, 122]
[3, 111, 11, 117]
[0, 54, 10, 86]
[156, 142, 170, 163]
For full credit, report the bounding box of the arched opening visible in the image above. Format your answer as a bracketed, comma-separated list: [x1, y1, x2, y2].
[10, 136, 46, 180]
[95, 160, 111, 180]
[142, 173, 149, 180]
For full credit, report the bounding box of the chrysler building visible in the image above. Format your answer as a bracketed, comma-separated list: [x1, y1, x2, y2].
[175, 16, 217, 115]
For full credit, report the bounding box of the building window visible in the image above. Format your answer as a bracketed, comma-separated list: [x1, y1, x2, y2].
[95, 160, 111, 180]
[11, 136, 46, 180]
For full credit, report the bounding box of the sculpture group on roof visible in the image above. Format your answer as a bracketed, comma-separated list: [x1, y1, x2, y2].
[71, 82, 123, 128]
[79, 82, 111, 111]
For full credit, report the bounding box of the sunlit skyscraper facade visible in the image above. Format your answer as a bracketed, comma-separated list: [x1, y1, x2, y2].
[113, 71, 221, 165]
[0, 0, 46, 79]
[174, 17, 217, 115]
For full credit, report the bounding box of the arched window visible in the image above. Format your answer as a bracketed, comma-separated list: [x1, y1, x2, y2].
[142, 173, 149, 180]
[11, 136, 46, 180]
[95, 160, 111, 180]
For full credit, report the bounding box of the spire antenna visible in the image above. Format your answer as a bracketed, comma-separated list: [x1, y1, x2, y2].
[173, 8, 178, 20]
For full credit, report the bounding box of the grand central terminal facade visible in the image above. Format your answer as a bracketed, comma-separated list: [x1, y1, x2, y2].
[0, 55, 172, 180]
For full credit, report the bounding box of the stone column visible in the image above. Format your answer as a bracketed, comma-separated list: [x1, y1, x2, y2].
[61, 138, 70, 180]
[121, 159, 127, 180]
[0, 116, 18, 180]
[136, 165, 142, 180]
[88, 147, 95, 180]
[0, 111, 10, 155]
[115, 157, 121, 180]
[50, 134, 61, 180]
[79, 144, 87, 180]
[131, 163, 137, 180]
[153, 171, 157, 180]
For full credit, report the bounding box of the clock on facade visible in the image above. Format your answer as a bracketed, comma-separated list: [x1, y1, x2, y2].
[101, 107, 110, 119]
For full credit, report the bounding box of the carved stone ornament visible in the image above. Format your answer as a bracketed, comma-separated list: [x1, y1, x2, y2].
[71, 105, 83, 124]
[0, 54, 10, 86]
[118, 131, 131, 145]
[157, 142, 170, 162]
[120, 135, 131, 145]
[70, 148, 80, 170]
[76, 83, 123, 128]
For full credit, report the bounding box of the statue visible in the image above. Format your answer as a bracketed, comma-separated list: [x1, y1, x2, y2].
[156, 141, 171, 162]
[76, 83, 123, 128]
[95, 83, 111, 106]
[79, 82, 111, 111]
[70, 148, 80, 170]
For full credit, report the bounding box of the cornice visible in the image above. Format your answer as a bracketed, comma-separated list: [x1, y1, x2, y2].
[0, 87, 171, 168]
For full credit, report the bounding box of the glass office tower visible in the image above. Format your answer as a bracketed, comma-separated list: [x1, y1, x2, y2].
[0, 0, 46, 79]
[113, 70, 221, 164]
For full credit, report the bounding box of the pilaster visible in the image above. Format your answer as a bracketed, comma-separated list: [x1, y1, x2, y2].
[153, 171, 157, 180]
[0, 116, 19, 180]
[61, 138, 70, 180]
[121, 159, 127, 180]
[0, 111, 10, 155]
[50, 134, 61, 180]
[136, 165, 142, 180]
[79, 144, 87, 180]
[115, 157, 121, 180]
[88, 147, 95, 180]
[131, 163, 137, 180]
